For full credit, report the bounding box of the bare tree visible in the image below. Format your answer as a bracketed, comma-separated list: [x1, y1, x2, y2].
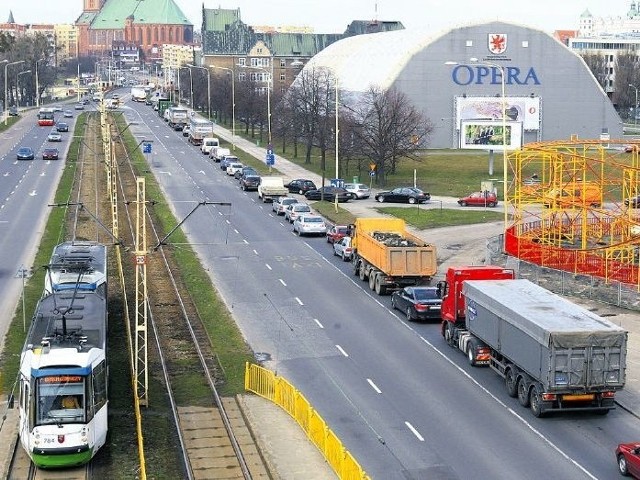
[346, 86, 432, 186]
[613, 53, 640, 115]
[581, 53, 609, 92]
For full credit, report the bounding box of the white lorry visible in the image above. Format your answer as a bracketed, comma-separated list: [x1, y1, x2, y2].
[200, 137, 220, 155]
[167, 107, 189, 129]
[187, 117, 215, 146]
[130, 85, 147, 102]
[257, 177, 288, 203]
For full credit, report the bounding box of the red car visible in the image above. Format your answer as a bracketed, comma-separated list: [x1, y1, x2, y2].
[326, 225, 349, 244]
[458, 191, 498, 207]
[42, 148, 59, 160]
[617, 442, 640, 477]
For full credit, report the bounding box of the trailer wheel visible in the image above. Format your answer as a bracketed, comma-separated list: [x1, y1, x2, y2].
[369, 272, 376, 290]
[529, 386, 546, 418]
[359, 263, 367, 281]
[374, 275, 386, 295]
[618, 454, 630, 476]
[505, 368, 518, 398]
[517, 379, 530, 407]
[466, 340, 477, 366]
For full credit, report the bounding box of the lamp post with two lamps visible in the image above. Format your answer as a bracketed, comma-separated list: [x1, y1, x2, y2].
[211, 65, 235, 150]
[446, 57, 508, 247]
[4, 60, 24, 125]
[187, 64, 210, 120]
[16, 70, 31, 110]
[630, 84, 639, 126]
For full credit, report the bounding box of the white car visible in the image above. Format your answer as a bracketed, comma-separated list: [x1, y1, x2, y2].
[293, 214, 327, 237]
[272, 196, 298, 215]
[344, 183, 371, 199]
[226, 162, 244, 176]
[47, 132, 62, 142]
[333, 236, 353, 261]
[284, 203, 311, 223]
[182, 125, 191, 137]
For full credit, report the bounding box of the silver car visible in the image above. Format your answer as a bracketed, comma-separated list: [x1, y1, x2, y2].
[344, 183, 371, 199]
[272, 196, 298, 215]
[293, 214, 327, 236]
[284, 203, 311, 223]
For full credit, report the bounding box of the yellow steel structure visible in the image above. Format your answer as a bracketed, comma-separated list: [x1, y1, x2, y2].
[508, 139, 640, 283]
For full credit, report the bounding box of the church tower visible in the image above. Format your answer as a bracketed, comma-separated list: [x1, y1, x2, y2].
[83, 0, 105, 13]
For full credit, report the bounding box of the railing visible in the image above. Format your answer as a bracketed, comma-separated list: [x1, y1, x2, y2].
[245, 362, 370, 480]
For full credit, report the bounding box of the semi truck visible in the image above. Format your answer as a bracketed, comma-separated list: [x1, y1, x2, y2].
[187, 117, 215, 146]
[257, 176, 288, 203]
[167, 107, 189, 129]
[157, 97, 171, 118]
[350, 218, 437, 295]
[439, 271, 627, 417]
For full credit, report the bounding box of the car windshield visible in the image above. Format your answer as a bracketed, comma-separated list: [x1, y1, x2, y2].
[296, 205, 311, 212]
[304, 217, 323, 223]
[283, 199, 297, 205]
[335, 227, 348, 234]
[414, 289, 438, 301]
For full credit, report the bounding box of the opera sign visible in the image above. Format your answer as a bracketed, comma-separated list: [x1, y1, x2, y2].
[450, 65, 541, 86]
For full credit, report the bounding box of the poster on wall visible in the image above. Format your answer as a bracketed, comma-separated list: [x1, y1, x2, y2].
[460, 120, 523, 150]
[455, 96, 540, 131]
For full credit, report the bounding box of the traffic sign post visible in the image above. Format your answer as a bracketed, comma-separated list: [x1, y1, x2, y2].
[266, 144, 275, 171]
[143, 142, 152, 154]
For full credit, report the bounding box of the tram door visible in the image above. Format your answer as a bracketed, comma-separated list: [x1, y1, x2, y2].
[18, 378, 31, 453]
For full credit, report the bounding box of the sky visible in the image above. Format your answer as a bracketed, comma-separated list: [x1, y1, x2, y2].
[0, 0, 633, 34]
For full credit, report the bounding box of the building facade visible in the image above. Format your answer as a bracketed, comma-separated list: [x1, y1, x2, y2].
[76, 0, 193, 63]
[54, 24, 79, 65]
[300, 21, 621, 149]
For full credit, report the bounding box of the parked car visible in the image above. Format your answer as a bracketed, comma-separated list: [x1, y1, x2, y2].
[182, 125, 191, 137]
[293, 214, 328, 237]
[226, 162, 244, 176]
[53, 105, 63, 112]
[284, 203, 311, 223]
[240, 175, 261, 191]
[56, 122, 69, 132]
[326, 225, 349, 244]
[8, 106, 18, 116]
[375, 187, 430, 204]
[343, 183, 371, 199]
[272, 196, 298, 215]
[625, 144, 639, 153]
[458, 191, 498, 207]
[391, 286, 442, 322]
[42, 148, 59, 160]
[285, 179, 317, 194]
[625, 195, 640, 208]
[220, 155, 239, 171]
[235, 167, 258, 180]
[16, 146, 34, 160]
[63, 110, 74, 118]
[304, 186, 354, 203]
[616, 442, 640, 478]
[47, 132, 62, 142]
[333, 236, 353, 261]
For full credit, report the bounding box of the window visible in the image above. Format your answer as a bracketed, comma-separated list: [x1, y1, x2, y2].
[280, 59, 286, 67]
[280, 73, 286, 81]
[238, 58, 246, 66]
[239, 72, 246, 81]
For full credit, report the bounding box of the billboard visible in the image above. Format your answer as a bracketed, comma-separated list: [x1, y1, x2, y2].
[455, 96, 540, 131]
[460, 120, 523, 151]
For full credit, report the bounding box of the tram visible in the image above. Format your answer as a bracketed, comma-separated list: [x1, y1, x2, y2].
[44, 241, 107, 295]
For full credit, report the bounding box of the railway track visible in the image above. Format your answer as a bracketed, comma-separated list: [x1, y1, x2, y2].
[7, 437, 88, 480]
[104, 112, 270, 477]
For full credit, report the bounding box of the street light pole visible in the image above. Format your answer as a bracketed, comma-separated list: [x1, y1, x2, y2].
[35, 59, 44, 108]
[334, 73, 340, 213]
[4, 60, 24, 125]
[211, 65, 235, 149]
[447, 58, 508, 249]
[630, 84, 638, 126]
[240, 64, 272, 169]
[16, 70, 31, 110]
[187, 64, 210, 120]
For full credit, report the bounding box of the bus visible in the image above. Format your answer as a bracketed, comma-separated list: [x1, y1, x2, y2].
[37, 107, 55, 126]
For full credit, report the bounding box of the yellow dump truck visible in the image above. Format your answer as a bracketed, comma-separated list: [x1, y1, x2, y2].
[350, 218, 437, 295]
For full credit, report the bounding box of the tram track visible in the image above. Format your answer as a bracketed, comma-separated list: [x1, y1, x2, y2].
[105, 112, 269, 478]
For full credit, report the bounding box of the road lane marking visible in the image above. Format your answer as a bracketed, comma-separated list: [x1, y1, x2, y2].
[295, 297, 304, 305]
[265, 263, 272, 270]
[279, 279, 287, 286]
[367, 379, 382, 394]
[405, 422, 424, 441]
[335, 345, 349, 357]
[314, 318, 324, 328]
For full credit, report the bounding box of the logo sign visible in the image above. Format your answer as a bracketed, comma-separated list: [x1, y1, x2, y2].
[488, 33, 507, 54]
[58, 435, 65, 444]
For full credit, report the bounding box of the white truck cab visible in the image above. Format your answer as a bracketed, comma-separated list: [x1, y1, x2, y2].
[200, 137, 220, 155]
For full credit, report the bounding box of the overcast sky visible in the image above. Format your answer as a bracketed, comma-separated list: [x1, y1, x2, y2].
[0, 1, 632, 34]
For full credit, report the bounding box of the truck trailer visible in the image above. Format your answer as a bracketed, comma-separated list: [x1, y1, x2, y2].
[350, 218, 437, 295]
[187, 117, 215, 146]
[441, 275, 627, 417]
[167, 107, 189, 129]
[130, 85, 147, 102]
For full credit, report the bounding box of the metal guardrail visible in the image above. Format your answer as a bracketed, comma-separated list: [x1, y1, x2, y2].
[245, 363, 370, 480]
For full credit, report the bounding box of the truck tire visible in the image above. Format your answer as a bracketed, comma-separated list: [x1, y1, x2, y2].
[443, 324, 455, 347]
[529, 386, 546, 418]
[517, 379, 530, 407]
[374, 275, 386, 295]
[466, 340, 477, 366]
[505, 368, 518, 398]
[369, 272, 376, 290]
[359, 263, 367, 281]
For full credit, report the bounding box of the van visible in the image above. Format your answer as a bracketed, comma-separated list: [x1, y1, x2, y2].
[200, 137, 220, 155]
[211, 147, 230, 162]
[543, 182, 602, 208]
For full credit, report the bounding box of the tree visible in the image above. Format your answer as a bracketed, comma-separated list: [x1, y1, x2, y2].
[346, 86, 432, 185]
[581, 53, 609, 92]
[613, 53, 640, 115]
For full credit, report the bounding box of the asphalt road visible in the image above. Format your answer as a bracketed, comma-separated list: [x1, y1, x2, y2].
[120, 95, 640, 479]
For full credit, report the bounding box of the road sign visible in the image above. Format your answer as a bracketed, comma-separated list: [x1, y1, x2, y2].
[143, 142, 152, 154]
[369, 171, 376, 177]
[266, 153, 275, 166]
[369, 163, 376, 171]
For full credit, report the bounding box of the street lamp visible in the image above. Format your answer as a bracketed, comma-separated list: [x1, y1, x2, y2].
[333, 70, 340, 212]
[16, 70, 31, 109]
[446, 58, 508, 248]
[630, 84, 638, 126]
[187, 64, 210, 120]
[35, 59, 45, 107]
[239, 64, 273, 170]
[4, 60, 24, 125]
[211, 65, 235, 150]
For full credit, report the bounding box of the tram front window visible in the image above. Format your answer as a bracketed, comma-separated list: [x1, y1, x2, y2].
[36, 375, 85, 424]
